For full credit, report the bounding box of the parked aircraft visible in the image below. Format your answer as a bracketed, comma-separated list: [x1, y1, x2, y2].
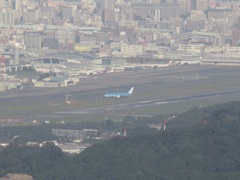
[141, 60, 173, 68]
[92, 68, 115, 75]
[104, 87, 134, 98]
[179, 60, 201, 65]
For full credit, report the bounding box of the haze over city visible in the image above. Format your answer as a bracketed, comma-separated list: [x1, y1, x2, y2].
[0, 0, 240, 179]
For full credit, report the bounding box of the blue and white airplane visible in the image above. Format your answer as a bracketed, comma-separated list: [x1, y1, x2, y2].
[104, 87, 134, 98]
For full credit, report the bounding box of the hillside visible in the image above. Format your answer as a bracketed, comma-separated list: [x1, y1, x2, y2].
[1, 102, 240, 179]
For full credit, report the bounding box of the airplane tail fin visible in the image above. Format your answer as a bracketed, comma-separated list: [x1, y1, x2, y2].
[128, 87, 134, 94]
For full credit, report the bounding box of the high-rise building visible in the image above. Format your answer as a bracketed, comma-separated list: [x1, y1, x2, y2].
[101, 0, 115, 10]
[15, 0, 21, 11]
[24, 32, 42, 49]
[196, 0, 209, 11]
[178, 0, 197, 12]
[133, 3, 186, 19]
[0, 0, 7, 8]
[154, 9, 161, 22]
[0, 8, 15, 25]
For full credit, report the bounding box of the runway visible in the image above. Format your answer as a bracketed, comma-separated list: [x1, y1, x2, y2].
[57, 88, 240, 115]
[0, 65, 240, 122]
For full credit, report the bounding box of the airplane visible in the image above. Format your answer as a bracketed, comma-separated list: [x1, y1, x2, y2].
[92, 68, 115, 75]
[176, 60, 201, 65]
[141, 60, 173, 68]
[104, 87, 134, 98]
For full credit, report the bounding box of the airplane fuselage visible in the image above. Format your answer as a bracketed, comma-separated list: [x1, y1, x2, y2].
[104, 87, 134, 98]
[104, 92, 131, 98]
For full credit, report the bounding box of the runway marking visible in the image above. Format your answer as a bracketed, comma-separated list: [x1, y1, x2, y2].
[154, 101, 168, 105]
[57, 111, 89, 114]
[138, 101, 151, 104]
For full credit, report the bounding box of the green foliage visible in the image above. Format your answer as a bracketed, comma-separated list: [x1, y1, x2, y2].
[1, 101, 240, 179]
[0, 143, 67, 179]
[0, 124, 56, 144]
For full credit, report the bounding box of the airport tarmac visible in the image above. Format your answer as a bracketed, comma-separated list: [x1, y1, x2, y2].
[0, 65, 240, 123]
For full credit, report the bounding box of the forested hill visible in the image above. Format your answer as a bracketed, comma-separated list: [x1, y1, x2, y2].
[167, 101, 240, 129]
[1, 102, 240, 179]
[47, 103, 240, 180]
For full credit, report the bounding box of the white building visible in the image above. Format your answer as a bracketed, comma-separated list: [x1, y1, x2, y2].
[121, 43, 143, 57]
[154, 9, 161, 22]
[188, 11, 207, 21]
[177, 44, 204, 55]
